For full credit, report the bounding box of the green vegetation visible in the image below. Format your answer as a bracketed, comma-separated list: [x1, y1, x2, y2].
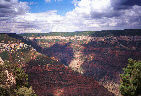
[15, 86, 36, 96]
[19, 29, 141, 37]
[120, 59, 141, 96]
[0, 34, 19, 43]
[0, 61, 37, 96]
[0, 51, 9, 61]
[19, 31, 98, 37]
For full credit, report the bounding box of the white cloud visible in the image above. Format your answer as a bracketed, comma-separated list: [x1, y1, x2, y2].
[54, 0, 141, 31]
[14, 10, 64, 33]
[0, 0, 29, 18]
[0, 0, 141, 33]
[0, 0, 30, 33]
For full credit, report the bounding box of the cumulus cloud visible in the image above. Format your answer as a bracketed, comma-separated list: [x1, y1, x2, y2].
[0, 0, 30, 33]
[0, 0, 141, 33]
[55, 0, 141, 31]
[15, 10, 64, 32]
[0, 0, 29, 18]
[65, 0, 141, 30]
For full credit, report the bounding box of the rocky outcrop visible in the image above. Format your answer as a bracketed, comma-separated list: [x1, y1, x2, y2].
[0, 58, 16, 88]
[0, 57, 4, 65]
[26, 56, 114, 96]
[4, 70, 16, 87]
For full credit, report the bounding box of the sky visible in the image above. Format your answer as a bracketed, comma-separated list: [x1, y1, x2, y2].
[0, 0, 141, 33]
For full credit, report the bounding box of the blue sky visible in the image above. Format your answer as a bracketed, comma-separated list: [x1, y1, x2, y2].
[19, 0, 75, 15]
[0, 0, 141, 33]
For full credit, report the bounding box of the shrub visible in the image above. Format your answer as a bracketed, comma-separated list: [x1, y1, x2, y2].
[0, 61, 36, 96]
[120, 59, 141, 96]
[15, 86, 37, 96]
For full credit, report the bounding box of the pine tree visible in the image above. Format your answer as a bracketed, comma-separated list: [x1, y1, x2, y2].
[120, 59, 141, 96]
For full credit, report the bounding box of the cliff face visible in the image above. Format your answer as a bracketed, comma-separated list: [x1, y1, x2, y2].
[82, 37, 141, 82]
[29, 35, 141, 95]
[32, 35, 141, 82]
[26, 56, 114, 96]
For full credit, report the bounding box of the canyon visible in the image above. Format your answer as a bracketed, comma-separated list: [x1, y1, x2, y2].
[1, 30, 141, 96]
[21, 30, 141, 95]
